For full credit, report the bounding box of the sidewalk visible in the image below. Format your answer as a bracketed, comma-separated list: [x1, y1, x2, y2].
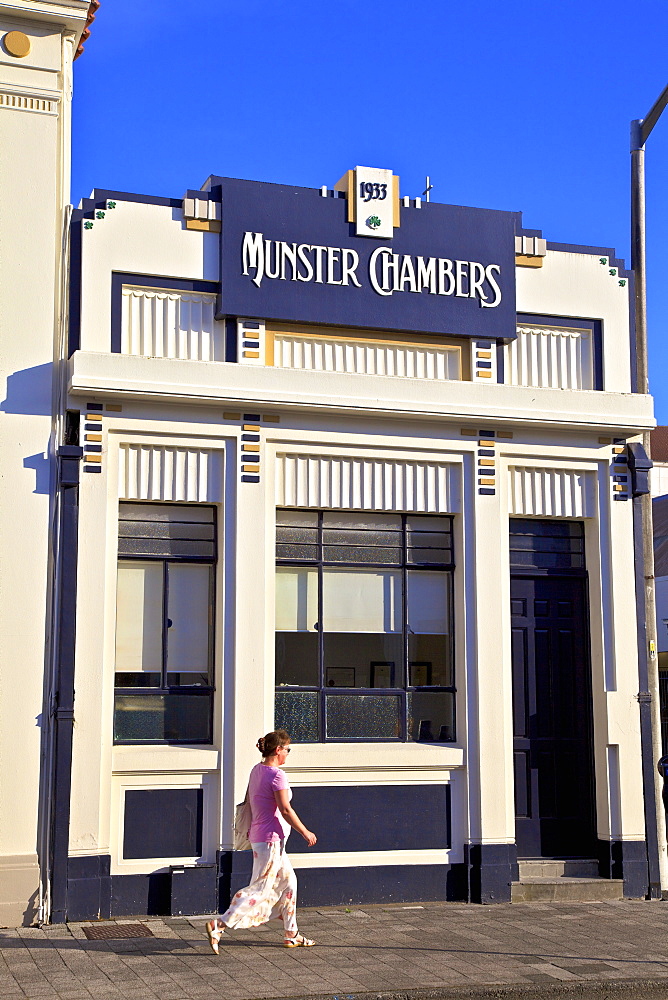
[4, 900, 668, 1000]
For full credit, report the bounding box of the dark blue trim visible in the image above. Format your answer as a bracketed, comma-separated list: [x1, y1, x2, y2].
[83, 188, 183, 210]
[86, 402, 103, 410]
[169, 864, 217, 916]
[475, 340, 492, 349]
[479, 488, 496, 496]
[478, 449, 495, 457]
[84, 444, 102, 453]
[67, 855, 111, 922]
[244, 413, 261, 421]
[241, 475, 260, 483]
[225, 319, 238, 362]
[110, 273, 219, 353]
[111, 872, 171, 917]
[49, 454, 83, 923]
[479, 429, 496, 437]
[68, 217, 82, 356]
[466, 843, 517, 904]
[496, 340, 505, 383]
[517, 313, 603, 391]
[476, 361, 492, 369]
[598, 839, 648, 899]
[217, 850, 465, 910]
[289, 785, 450, 854]
[632, 489, 660, 898]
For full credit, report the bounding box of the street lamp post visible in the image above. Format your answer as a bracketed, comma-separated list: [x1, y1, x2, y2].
[631, 83, 668, 898]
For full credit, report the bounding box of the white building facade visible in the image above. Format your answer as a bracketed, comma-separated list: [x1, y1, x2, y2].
[0, 3, 658, 925]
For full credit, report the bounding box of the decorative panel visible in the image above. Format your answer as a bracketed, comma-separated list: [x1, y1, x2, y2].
[118, 444, 223, 502]
[509, 466, 595, 518]
[273, 333, 460, 380]
[121, 286, 222, 361]
[276, 454, 459, 513]
[506, 324, 593, 390]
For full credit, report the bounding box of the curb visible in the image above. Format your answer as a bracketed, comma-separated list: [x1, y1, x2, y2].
[263, 981, 668, 1000]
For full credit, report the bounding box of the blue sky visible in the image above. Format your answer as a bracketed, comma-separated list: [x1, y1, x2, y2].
[72, 0, 668, 420]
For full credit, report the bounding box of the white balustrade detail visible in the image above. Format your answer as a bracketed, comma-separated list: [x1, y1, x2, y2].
[506, 325, 593, 389]
[509, 466, 595, 518]
[118, 444, 223, 502]
[276, 454, 460, 513]
[121, 286, 222, 361]
[273, 333, 461, 381]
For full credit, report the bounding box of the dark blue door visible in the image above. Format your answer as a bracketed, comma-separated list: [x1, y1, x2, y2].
[511, 574, 596, 858]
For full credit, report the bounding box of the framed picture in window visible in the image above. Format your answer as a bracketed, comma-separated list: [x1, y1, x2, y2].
[410, 661, 432, 686]
[326, 667, 355, 687]
[370, 661, 395, 688]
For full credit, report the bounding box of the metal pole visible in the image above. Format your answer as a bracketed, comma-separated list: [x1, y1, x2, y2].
[631, 93, 668, 896]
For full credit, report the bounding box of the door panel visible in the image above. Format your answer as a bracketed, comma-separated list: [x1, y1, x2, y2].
[511, 575, 596, 858]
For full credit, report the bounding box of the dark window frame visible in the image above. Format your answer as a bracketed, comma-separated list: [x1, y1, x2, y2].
[113, 502, 217, 746]
[275, 510, 456, 743]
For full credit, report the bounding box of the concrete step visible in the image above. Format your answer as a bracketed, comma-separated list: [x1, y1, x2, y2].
[511, 876, 624, 903]
[517, 857, 599, 879]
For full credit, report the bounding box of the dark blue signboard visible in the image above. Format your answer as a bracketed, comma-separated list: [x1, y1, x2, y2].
[212, 176, 519, 340]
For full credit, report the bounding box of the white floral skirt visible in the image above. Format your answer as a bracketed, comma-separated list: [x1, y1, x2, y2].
[221, 839, 298, 936]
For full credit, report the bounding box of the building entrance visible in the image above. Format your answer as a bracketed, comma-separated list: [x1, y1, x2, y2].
[509, 521, 596, 859]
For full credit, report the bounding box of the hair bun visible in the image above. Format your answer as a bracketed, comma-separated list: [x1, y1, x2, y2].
[256, 737, 265, 752]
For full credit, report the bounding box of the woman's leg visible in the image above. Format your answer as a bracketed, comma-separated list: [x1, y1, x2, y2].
[206, 843, 277, 952]
[266, 846, 299, 938]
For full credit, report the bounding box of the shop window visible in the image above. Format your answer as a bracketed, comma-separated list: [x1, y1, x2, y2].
[113, 503, 216, 744]
[274, 510, 455, 742]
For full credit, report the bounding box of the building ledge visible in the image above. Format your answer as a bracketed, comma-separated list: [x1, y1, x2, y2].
[68, 351, 655, 434]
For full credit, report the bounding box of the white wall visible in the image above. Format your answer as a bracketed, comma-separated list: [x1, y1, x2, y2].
[0, 2, 85, 925]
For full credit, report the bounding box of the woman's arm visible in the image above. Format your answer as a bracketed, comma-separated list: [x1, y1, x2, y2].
[274, 789, 317, 846]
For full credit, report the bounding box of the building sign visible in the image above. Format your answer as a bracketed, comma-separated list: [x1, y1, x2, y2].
[214, 174, 519, 340]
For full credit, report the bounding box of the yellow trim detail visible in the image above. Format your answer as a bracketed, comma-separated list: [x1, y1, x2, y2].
[86, 414, 102, 422]
[243, 425, 260, 432]
[476, 370, 492, 378]
[223, 412, 240, 420]
[84, 454, 102, 463]
[243, 444, 260, 453]
[243, 350, 260, 359]
[476, 350, 492, 359]
[185, 219, 222, 232]
[497, 430, 514, 438]
[515, 255, 543, 268]
[479, 478, 496, 486]
[393, 175, 400, 228]
[478, 440, 495, 447]
[85, 434, 102, 442]
[479, 459, 495, 467]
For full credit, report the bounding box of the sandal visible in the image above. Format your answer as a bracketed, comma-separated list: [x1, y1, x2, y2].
[206, 919, 223, 955]
[284, 933, 315, 947]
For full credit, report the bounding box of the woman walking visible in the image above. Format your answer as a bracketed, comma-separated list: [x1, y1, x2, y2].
[206, 729, 317, 952]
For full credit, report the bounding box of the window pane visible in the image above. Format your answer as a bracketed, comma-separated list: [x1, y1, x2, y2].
[407, 572, 453, 687]
[276, 634, 320, 686]
[276, 567, 318, 630]
[323, 512, 402, 530]
[115, 561, 163, 679]
[408, 691, 455, 742]
[275, 690, 319, 741]
[324, 634, 403, 688]
[326, 694, 401, 739]
[323, 569, 402, 688]
[323, 569, 401, 632]
[166, 563, 213, 684]
[114, 693, 212, 743]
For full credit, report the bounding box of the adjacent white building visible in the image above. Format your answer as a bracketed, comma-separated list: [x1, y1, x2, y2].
[0, 0, 658, 925]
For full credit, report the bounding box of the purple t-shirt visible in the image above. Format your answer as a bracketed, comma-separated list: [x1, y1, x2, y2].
[248, 762, 292, 843]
